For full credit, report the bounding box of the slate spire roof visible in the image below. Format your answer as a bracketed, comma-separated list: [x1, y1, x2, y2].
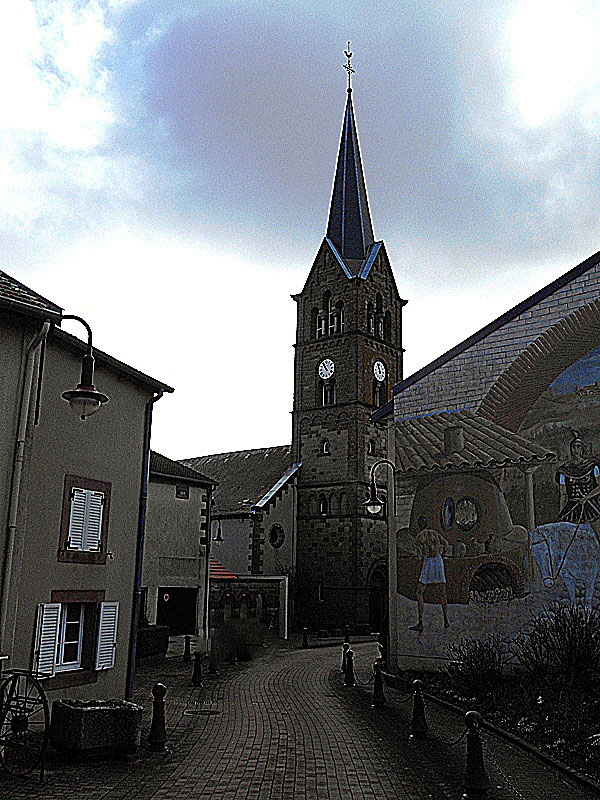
[326, 88, 375, 262]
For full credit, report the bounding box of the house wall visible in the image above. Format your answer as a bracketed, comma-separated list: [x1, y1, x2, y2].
[143, 479, 209, 638]
[260, 487, 295, 577]
[7, 333, 154, 699]
[394, 259, 600, 420]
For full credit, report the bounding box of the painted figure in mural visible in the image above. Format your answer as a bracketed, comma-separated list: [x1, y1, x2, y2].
[409, 517, 450, 632]
[555, 431, 600, 528]
[530, 521, 600, 608]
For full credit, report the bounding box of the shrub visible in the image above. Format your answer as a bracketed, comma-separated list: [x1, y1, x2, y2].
[515, 603, 600, 690]
[445, 635, 508, 698]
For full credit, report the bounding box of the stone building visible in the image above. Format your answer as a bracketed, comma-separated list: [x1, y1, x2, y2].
[182, 81, 405, 632]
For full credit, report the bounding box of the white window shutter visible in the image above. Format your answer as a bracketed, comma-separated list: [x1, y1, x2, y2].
[95, 601, 119, 670]
[68, 489, 87, 550]
[33, 603, 60, 677]
[68, 488, 104, 552]
[83, 491, 104, 551]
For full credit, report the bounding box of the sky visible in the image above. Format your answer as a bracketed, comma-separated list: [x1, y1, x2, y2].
[4, 0, 600, 459]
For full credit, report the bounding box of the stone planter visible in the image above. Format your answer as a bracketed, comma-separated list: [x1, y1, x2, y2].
[50, 699, 143, 756]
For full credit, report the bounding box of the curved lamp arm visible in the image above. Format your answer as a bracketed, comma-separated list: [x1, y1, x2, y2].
[365, 459, 396, 516]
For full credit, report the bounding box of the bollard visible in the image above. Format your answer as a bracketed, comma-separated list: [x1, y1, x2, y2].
[183, 635, 192, 662]
[341, 642, 350, 673]
[462, 711, 491, 799]
[343, 624, 351, 644]
[192, 652, 203, 686]
[409, 680, 428, 740]
[148, 683, 167, 751]
[302, 627, 309, 648]
[344, 649, 356, 687]
[372, 660, 385, 708]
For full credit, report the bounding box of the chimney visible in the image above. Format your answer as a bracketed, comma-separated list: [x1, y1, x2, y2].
[444, 426, 465, 455]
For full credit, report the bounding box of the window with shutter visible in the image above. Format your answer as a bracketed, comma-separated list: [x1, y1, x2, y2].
[33, 603, 61, 677]
[95, 601, 119, 670]
[59, 475, 111, 564]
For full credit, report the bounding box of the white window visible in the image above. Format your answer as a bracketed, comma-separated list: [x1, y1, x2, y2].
[56, 603, 84, 672]
[33, 601, 119, 677]
[68, 488, 104, 552]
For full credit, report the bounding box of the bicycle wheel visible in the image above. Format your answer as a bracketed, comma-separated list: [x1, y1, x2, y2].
[0, 673, 50, 775]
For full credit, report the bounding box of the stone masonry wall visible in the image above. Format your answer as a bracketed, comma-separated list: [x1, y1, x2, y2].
[394, 258, 600, 419]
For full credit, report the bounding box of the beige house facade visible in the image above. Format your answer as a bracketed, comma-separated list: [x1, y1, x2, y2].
[0, 270, 172, 700]
[143, 451, 216, 649]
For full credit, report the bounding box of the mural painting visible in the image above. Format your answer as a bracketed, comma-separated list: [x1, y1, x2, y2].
[395, 346, 600, 666]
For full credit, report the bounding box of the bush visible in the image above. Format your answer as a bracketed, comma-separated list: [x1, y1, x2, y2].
[515, 603, 600, 690]
[445, 635, 508, 697]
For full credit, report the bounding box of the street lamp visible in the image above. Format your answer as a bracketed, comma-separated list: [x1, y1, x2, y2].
[61, 315, 109, 420]
[364, 458, 398, 673]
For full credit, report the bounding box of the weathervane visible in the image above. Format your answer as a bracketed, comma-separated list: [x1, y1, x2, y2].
[343, 41, 355, 91]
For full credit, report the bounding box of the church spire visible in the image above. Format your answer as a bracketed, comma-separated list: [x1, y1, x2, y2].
[326, 44, 375, 262]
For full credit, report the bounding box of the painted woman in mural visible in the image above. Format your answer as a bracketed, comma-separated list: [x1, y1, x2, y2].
[555, 431, 600, 532]
[409, 517, 450, 632]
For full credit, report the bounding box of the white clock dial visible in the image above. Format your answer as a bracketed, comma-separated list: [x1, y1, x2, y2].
[373, 361, 386, 382]
[318, 358, 335, 380]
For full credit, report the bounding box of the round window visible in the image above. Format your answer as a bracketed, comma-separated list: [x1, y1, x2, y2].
[455, 497, 479, 531]
[269, 524, 285, 549]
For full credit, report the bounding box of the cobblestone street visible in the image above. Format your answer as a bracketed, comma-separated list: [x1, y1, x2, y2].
[1, 640, 598, 799]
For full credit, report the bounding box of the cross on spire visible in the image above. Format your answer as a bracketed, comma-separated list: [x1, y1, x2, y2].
[343, 42, 355, 92]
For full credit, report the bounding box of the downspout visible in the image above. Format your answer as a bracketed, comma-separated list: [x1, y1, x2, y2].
[201, 485, 213, 652]
[0, 320, 51, 655]
[125, 388, 164, 700]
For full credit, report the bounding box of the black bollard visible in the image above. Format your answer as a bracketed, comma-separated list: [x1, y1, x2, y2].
[183, 635, 192, 662]
[148, 683, 167, 751]
[462, 711, 491, 799]
[372, 660, 385, 708]
[344, 649, 356, 687]
[302, 627, 309, 648]
[341, 642, 350, 673]
[343, 624, 351, 644]
[409, 680, 428, 740]
[192, 652, 203, 686]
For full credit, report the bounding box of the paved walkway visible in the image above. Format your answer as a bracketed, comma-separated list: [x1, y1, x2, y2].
[1, 639, 598, 799]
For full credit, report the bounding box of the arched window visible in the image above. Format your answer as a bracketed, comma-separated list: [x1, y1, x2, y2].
[377, 317, 384, 338]
[321, 378, 336, 406]
[321, 439, 330, 455]
[339, 492, 348, 515]
[311, 307, 319, 339]
[319, 495, 329, 516]
[318, 582, 325, 602]
[376, 293, 383, 314]
[335, 300, 345, 334]
[367, 302, 375, 335]
[368, 440, 376, 455]
[317, 313, 326, 338]
[384, 310, 392, 341]
[373, 377, 387, 406]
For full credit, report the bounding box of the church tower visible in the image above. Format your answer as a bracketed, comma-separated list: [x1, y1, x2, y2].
[292, 56, 406, 631]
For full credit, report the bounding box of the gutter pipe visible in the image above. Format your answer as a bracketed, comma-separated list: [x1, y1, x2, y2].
[0, 320, 51, 655]
[125, 388, 164, 700]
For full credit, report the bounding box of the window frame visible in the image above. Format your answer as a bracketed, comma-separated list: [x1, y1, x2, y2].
[32, 590, 118, 689]
[58, 475, 111, 564]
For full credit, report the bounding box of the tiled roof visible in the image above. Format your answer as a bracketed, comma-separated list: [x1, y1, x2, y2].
[209, 556, 237, 580]
[181, 446, 292, 515]
[150, 451, 216, 486]
[0, 270, 62, 319]
[395, 409, 555, 473]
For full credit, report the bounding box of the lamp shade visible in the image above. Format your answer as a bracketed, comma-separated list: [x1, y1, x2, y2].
[62, 386, 109, 420]
[365, 479, 383, 516]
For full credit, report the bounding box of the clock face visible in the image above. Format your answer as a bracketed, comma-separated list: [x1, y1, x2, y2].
[318, 358, 335, 380]
[373, 361, 386, 382]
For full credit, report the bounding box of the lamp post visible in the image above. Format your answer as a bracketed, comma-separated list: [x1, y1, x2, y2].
[365, 458, 398, 674]
[61, 315, 109, 419]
